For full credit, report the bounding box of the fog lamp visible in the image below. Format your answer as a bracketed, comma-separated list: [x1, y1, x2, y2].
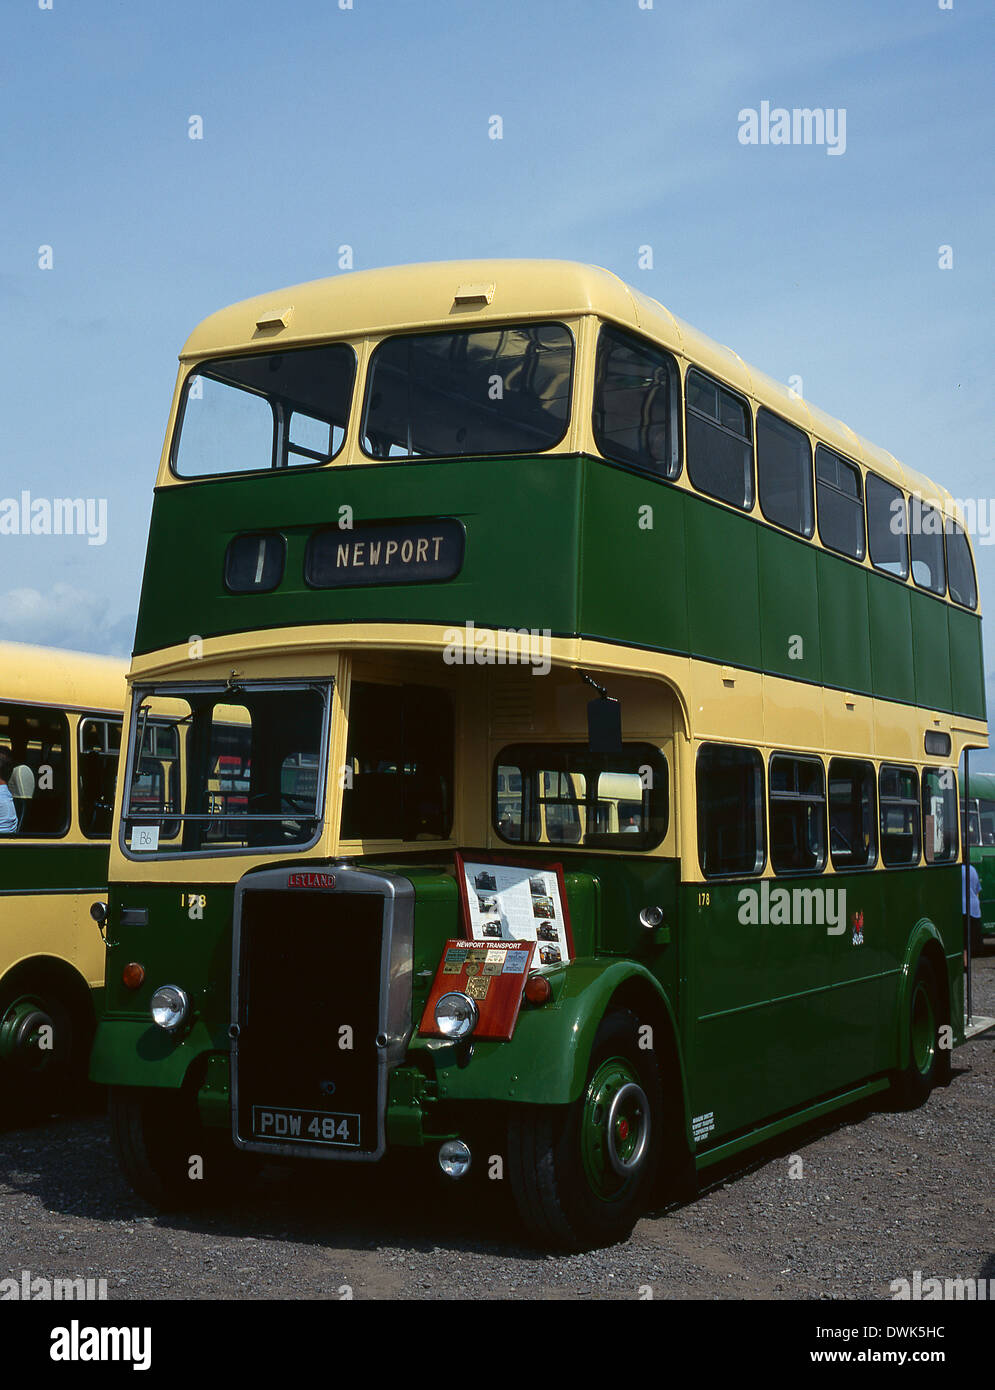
[438, 1140, 472, 1179]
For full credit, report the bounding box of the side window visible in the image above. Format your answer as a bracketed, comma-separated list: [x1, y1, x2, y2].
[78, 717, 123, 839]
[341, 683, 454, 842]
[685, 369, 754, 510]
[0, 702, 70, 837]
[921, 768, 958, 864]
[979, 799, 995, 847]
[593, 325, 681, 478]
[756, 409, 813, 536]
[828, 758, 877, 869]
[697, 743, 765, 877]
[945, 520, 977, 609]
[865, 473, 909, 578]
[495, 744, 668, 850]
[908, 499, 946, 595]
[816, 445, 865, 559]
[769, 755, 826, 873]
[879, 764, 921, 867]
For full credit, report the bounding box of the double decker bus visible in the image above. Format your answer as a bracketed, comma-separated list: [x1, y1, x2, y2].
[91, 261, 987, 1248]
[0, 642, 126, 1114]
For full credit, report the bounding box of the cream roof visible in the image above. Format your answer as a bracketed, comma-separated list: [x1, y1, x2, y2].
[180, 258, 955, 514]
[0, 642, 126, 713]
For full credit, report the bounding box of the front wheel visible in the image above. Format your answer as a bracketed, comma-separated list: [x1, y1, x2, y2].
[507, 1008, 663, 1249]
[110, 1087, 257, 1209]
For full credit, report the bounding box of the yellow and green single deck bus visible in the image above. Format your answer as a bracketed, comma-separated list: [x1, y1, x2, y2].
[962, 771, 995, 948]
[0, 641, 127, 1113]
[91, 261, 988, 1248]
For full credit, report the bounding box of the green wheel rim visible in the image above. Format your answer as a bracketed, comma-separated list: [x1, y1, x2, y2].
[580, 1055, 650, 1203]
[0, 995, 56, 1074]
[911, 981, 936, 1076]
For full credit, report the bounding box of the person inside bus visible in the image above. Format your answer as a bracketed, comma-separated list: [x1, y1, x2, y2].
[0, 751, 18, 834]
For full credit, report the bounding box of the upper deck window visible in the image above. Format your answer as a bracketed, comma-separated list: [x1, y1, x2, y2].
[945, 520, 978, 609]
[685, 369, 754, 510]
[592, 325, 681, 478]
[908, 499, 947, 596]
[361, 323, 573, 460]
[815, 446, 865, 560]
[866, 472, 909, 578]
[756, 408, 814, 537]
[172, 345, 356, 478]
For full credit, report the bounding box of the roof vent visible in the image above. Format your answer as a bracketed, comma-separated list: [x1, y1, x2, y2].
[255, 305, 294, 331]
[453, 282, 495, 306]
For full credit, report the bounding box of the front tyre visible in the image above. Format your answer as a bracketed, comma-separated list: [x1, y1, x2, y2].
[507, 1008, 663, 1250]
[110, 1087, 257, 1209]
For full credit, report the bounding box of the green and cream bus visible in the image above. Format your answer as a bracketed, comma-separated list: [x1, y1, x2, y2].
[91, 261, 987, 1247]
[0, 642, 126, 1114]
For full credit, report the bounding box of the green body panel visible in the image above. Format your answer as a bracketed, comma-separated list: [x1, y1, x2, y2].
[818, 552, 872, 695]
[93, 847, 963, 1159]
[134, 455, 985, 719]
[0, 842, 111, 894]
[912, 591, 953, 713]
[684, 866, 962, 1141]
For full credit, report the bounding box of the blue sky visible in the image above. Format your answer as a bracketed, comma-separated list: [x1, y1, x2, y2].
[0, 0, 991, 752]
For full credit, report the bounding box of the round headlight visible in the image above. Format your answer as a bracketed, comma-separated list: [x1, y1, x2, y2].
[150, 985, 190, 1032]
[433, 991, 478, 1040]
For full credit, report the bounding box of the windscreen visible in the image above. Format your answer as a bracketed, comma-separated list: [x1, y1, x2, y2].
[123, 682, 328, 855]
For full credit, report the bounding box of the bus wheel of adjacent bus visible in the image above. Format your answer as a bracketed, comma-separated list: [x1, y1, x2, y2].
[0, 981, 89, 1121]
[507, 1008, 662, 1250]
[110, 1087, 258, 1210]
[892, 958, 945, 1110]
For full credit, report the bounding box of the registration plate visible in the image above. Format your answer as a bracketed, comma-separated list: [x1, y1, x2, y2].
[251, 1105, 361, 1147]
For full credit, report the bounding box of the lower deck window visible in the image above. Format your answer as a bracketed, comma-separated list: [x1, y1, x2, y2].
[495, 743, 667, 850]
[921, 767, 958, 864]
[769, 754, 826, 873]
[697, 743, 765, 876]
[879, 765, 921, 867]
[0, 702, 70, 836]
[828, 758, 877, 869]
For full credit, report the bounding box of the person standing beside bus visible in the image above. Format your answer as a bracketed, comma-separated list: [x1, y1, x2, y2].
[0, 751, 18, 833]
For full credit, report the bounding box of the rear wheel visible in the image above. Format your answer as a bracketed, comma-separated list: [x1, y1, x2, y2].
[507, 1008, 663, 1249]
[892, 958, 946, 1109]
[110, 1086, 257, 1209]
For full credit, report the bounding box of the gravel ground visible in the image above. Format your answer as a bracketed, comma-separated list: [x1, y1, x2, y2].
[1, 954, 992, 1302]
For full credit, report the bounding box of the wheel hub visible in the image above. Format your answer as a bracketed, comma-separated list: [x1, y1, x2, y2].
[0, 997, 55, 1072]
[581, 1057, 651, 1199]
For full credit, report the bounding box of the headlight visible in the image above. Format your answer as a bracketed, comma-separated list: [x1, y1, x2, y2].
[433, 991, 478, 1040]
[150, 985, 190, 1032]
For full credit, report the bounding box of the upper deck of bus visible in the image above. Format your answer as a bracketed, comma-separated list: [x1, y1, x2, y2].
[133, 260, 985, 725]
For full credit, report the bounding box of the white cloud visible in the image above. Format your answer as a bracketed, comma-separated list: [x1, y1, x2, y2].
[0, 585, 134, 656]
